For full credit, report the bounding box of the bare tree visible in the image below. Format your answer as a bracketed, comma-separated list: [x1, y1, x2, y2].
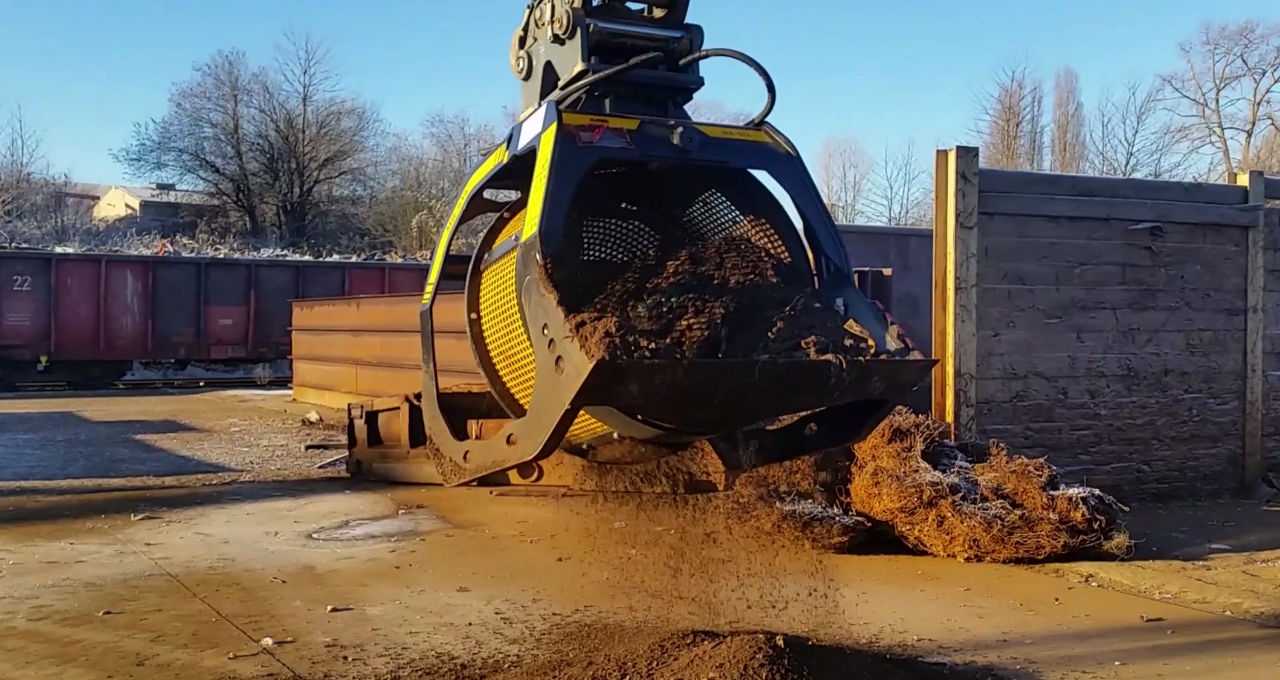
[114, 33, 384, 245]
[1050, 67, 1087, 173]
[252, 33, 384, 243]
[868, 140, 930, 226]
[976, 65, 1046, 170]
[0, 105, 46, 224]
[114, 49, 266, 235]
[1088, 78, 1197, 179]
[817, 135, 870, 223]
[1160, 19, 1280, 177]
[366, 111, 503, 254]
[685, 99, 752, 125]
[0, 108, 92, 247]
[1252, 126, 1280, 173]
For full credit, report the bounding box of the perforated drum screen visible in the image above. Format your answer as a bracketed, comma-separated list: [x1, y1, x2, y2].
[550, 162, 813, 312]
[475, 210, 613, 444]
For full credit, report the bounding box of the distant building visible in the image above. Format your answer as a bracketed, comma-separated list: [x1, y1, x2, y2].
[91, 183, 217, 228]
[59, 182, 114, 203]
[54, 183, 114, 224]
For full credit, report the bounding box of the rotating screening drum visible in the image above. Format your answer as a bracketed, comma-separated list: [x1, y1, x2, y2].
[469, 161, 817, 449]
[411, 106, 936, 487]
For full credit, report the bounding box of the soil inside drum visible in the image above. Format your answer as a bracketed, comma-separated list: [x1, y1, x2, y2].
[457, 625, 1012, 680]
[562, 236, 872, 363]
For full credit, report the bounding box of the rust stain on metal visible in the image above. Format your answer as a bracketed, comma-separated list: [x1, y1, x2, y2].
[290, 292, 480, 408]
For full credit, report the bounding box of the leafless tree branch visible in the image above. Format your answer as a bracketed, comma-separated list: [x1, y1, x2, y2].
[868, 140, 930, 226]
[362, 110, 505, 255]
[817, 135, 871, 223]
[113, 34, 385, 245]
[975, 64, 1047, 170]
[1050, 67, 1087, 173]
[1087, 78, 1199, 179]
[1159, 19, 1280, 176]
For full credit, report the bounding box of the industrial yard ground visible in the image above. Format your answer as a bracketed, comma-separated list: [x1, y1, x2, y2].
[1, 389, 1277, 680]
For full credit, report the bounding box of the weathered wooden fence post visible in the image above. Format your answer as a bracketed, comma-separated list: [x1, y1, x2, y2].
[931, 146, 979, 441]
[1238, 170, 1266, 491]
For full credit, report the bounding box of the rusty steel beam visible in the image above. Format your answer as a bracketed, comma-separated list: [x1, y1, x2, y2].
[292, 293, 466, 334]
[291, 330, 476, 373]
[290, 291, 482, 409]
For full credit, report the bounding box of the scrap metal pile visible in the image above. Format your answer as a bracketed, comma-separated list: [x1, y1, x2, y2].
[845, 409, 1132, 562]
[744, 408, 1132, 563]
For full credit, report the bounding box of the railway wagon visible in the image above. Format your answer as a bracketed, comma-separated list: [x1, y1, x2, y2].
[0, 250, 465, 389]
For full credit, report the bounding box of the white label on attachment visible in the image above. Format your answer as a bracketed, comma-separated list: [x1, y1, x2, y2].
[517, 102, 551, 152]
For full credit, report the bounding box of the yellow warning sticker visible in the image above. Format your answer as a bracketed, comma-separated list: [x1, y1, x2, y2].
[561, 112, 642, 130]
[694, 125, 772, 142]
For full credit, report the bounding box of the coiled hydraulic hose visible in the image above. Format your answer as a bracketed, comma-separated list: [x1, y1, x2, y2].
[677, 48, 776, 126]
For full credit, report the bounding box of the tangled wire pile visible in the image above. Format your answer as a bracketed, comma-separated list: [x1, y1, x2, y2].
[844, 408, 1132, 563]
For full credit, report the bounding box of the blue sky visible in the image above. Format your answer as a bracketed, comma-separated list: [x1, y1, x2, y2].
[0, 1, 1267, 184]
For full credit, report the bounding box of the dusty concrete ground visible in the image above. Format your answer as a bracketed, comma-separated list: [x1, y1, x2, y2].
[1035, 501, 1280, 626]
[0, 388, 344, 494]
[1, 389, 1278, 680]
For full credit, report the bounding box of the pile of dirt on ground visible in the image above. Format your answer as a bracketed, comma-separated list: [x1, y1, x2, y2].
[454, 626, 1014, 680]
[563, 235, 873, 363]
[568, 438, 873, 552]
[844, 408, 1133, 563]
[554, 408, 1131, 563]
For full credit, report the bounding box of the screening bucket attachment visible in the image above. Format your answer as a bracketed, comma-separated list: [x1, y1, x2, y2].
[349, 0, 935, 488]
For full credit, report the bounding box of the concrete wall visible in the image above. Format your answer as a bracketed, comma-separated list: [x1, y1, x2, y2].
[933, 155, 1270, 500]
[838, 224, 933, 413]
[978, 189, 1249, 496]
[839, 224, 933, 354]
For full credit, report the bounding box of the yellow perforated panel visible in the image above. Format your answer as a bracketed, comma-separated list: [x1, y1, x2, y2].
[494, 208, 525, 242]
[478, 245, 534, 402]
[568, 407, 612, 442]
[478, 209, 611, 445]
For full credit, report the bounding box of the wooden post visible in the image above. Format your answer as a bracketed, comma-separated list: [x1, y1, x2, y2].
[931, 146, 980, 440]
[1236, 170, 1266, 491]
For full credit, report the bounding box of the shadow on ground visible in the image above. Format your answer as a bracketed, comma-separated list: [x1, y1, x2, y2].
[1119, 500, 1280, 560]
[0, 478, 357, 524]
[0, 387, 289, 402]
[455, 626, 1043, 680]
[0, 411, 232, 482]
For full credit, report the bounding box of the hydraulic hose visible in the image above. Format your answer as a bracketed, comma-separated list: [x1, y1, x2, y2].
[678, 48, 776, 126]
[547, 51, 666, 105]
[546, 46, 777, 127]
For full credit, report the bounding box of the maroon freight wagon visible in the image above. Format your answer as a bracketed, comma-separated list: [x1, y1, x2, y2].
[0, 250, 459, 388]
